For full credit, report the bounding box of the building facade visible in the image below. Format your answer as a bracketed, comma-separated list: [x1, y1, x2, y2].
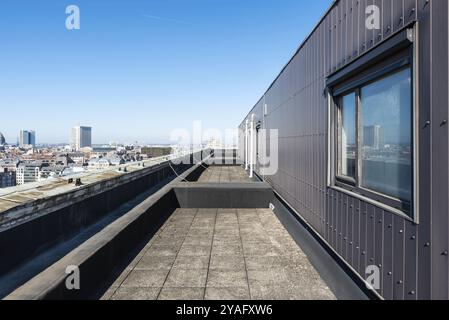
[240, 0, 449, 300]
[16, 164, 40, 185]
[19, 130, 36, 148]
[71, 126, 92, 151]
[0, 132, 5, 145]
[0, 168, 16, 188]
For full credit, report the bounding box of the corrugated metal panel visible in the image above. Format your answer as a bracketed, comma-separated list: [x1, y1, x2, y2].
[239, 0, 448, 299]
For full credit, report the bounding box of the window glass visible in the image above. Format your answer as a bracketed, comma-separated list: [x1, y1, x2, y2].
[360, 68, 412, 202]
[339, 93, 356, 179]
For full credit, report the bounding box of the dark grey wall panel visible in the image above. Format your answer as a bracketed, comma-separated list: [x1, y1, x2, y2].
[239, 0, 448, 299]
[430, 0, 449, 300]
[416, 0, 432, 301]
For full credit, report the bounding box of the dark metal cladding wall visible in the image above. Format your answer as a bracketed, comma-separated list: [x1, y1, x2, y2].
[239, 0, 449, 300]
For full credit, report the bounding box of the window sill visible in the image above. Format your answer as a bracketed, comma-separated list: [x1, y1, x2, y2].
[328, 185, 416, 224]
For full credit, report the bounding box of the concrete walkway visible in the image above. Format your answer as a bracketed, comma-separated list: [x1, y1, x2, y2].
[101, 208, 335, 300]
[197, 166, 251, 183]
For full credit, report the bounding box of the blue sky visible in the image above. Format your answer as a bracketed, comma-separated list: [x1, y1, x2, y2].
[0, 0, 331, 144]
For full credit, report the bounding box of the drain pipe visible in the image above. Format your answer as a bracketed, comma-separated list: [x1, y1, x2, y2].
[249, 114, 255, 178]
[245, 119, 249, 171]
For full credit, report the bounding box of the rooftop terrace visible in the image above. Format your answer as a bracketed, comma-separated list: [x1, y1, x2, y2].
[1, 151, 365, 300]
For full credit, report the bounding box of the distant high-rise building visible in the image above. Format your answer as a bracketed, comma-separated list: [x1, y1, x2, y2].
[71, 126, 92, 151]
[363, 125, 383, 150]
[19, 130, 36, 148]
[0, 132, 5, 145]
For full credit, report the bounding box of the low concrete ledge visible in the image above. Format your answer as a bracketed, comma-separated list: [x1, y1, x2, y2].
[0, 163, 189, 276]
[173, 182, 274, 208]
[4, 164, 202, 300]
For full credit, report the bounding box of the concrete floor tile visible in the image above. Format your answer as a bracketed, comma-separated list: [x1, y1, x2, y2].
[247, 270, 290, 287]
[211, 244, 243, 257]
[183, 236, 213, 246]
[111, 287, 161, 300]
[243, 244, 279, 257]
[145, 245, 180, 257]
[158, 287, 205, 300]
[206, 270, 247, 288]
[178, 244, 211, 257]
[245, 256, 285, 271]
[209, 255, 245, 271]
[134, 256, 176, 271]
[121, 270, 169, 288]
[164, 268, 208, 288]
[205, 287, 250, 300]
[173, 256, 210, 270]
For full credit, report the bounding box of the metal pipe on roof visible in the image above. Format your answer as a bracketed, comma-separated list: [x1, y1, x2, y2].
[245, 120, 249, 171]
[249, 114, 255, 178]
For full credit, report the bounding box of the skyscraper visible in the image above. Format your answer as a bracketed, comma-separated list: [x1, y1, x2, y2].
[0, 132, 5, 145]
[19, 130, 36, 148]
[71, 126, 92, 151]
[363, 125, 383, 150]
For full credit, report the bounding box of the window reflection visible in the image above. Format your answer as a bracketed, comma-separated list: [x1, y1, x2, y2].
[340, 93, 356, 179]
[360, 68, 412, 202]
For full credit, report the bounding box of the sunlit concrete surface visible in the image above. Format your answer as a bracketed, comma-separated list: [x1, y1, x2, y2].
[197, 166, 251, 183]
[101, 208, 336, 300]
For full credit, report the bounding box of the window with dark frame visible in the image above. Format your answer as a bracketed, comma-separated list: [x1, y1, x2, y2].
[333, 63, 413, 215]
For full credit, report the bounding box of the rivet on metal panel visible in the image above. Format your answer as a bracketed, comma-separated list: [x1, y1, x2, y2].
[388, 272, 392, 276]
[442, 251, 449, 256]
[397, 280, 403, 285]
[378, 264, 382, 269]
[410, 236, 416, 240]
[399, 229, 404, 234]
[350, 242, 353, 246]
[425, 242, 431, 247]
[409, 291, 416, 295]
[388, 224, 393, 229]
[362, 251, 366, 255]
[441, 120, 448, 126]
[378, 220, 382, 224]
[370, 258, 374, 262]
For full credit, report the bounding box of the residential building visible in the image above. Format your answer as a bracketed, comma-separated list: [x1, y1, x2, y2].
[16, 163, 40, 185]
[0, 168, 16, 188]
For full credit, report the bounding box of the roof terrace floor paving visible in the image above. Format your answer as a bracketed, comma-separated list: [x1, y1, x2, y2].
[101, 208, 336, 300]
[197, 166, 251, 183]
